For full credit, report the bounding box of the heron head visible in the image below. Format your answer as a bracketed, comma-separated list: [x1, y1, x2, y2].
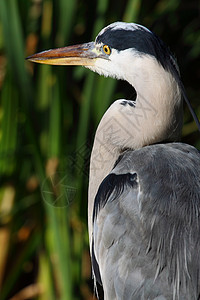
[27, 22, 179, 82]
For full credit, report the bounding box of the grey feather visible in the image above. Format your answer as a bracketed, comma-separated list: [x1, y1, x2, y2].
[92, 143, 200, 300]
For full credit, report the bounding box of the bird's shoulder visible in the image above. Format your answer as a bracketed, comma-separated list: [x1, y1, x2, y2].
[93, 142, 200, 223]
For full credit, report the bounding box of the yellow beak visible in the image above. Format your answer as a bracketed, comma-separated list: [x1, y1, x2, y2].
[26, 42, 98, 66]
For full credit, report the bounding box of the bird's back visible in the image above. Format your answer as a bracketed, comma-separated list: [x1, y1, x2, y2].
[92, 142, 200, 300]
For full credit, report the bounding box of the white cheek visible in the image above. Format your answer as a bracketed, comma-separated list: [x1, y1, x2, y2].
[87, 58, 114, 78]
[111, 49, 139, 80]
[88, 54, 122, 80]
[87, 49, 138, 81]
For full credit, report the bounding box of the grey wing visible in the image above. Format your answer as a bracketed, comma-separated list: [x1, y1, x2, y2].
[92, 143, 200, 300]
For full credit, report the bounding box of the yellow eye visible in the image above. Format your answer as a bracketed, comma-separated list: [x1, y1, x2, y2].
[103, 45, 111, 55]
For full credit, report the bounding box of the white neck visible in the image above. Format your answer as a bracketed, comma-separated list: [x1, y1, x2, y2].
[88, 55, 183, 243]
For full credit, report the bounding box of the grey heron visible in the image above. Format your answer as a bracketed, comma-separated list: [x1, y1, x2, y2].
[28, 22, 200, 299]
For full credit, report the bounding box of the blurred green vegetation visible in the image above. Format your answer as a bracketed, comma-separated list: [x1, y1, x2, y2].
[0, 0, 199, 299]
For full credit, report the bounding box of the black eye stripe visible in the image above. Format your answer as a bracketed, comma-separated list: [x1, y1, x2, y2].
[96, 27, 179, 77]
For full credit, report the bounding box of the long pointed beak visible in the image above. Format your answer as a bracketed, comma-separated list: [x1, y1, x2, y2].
[26, 42, 98, 66]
